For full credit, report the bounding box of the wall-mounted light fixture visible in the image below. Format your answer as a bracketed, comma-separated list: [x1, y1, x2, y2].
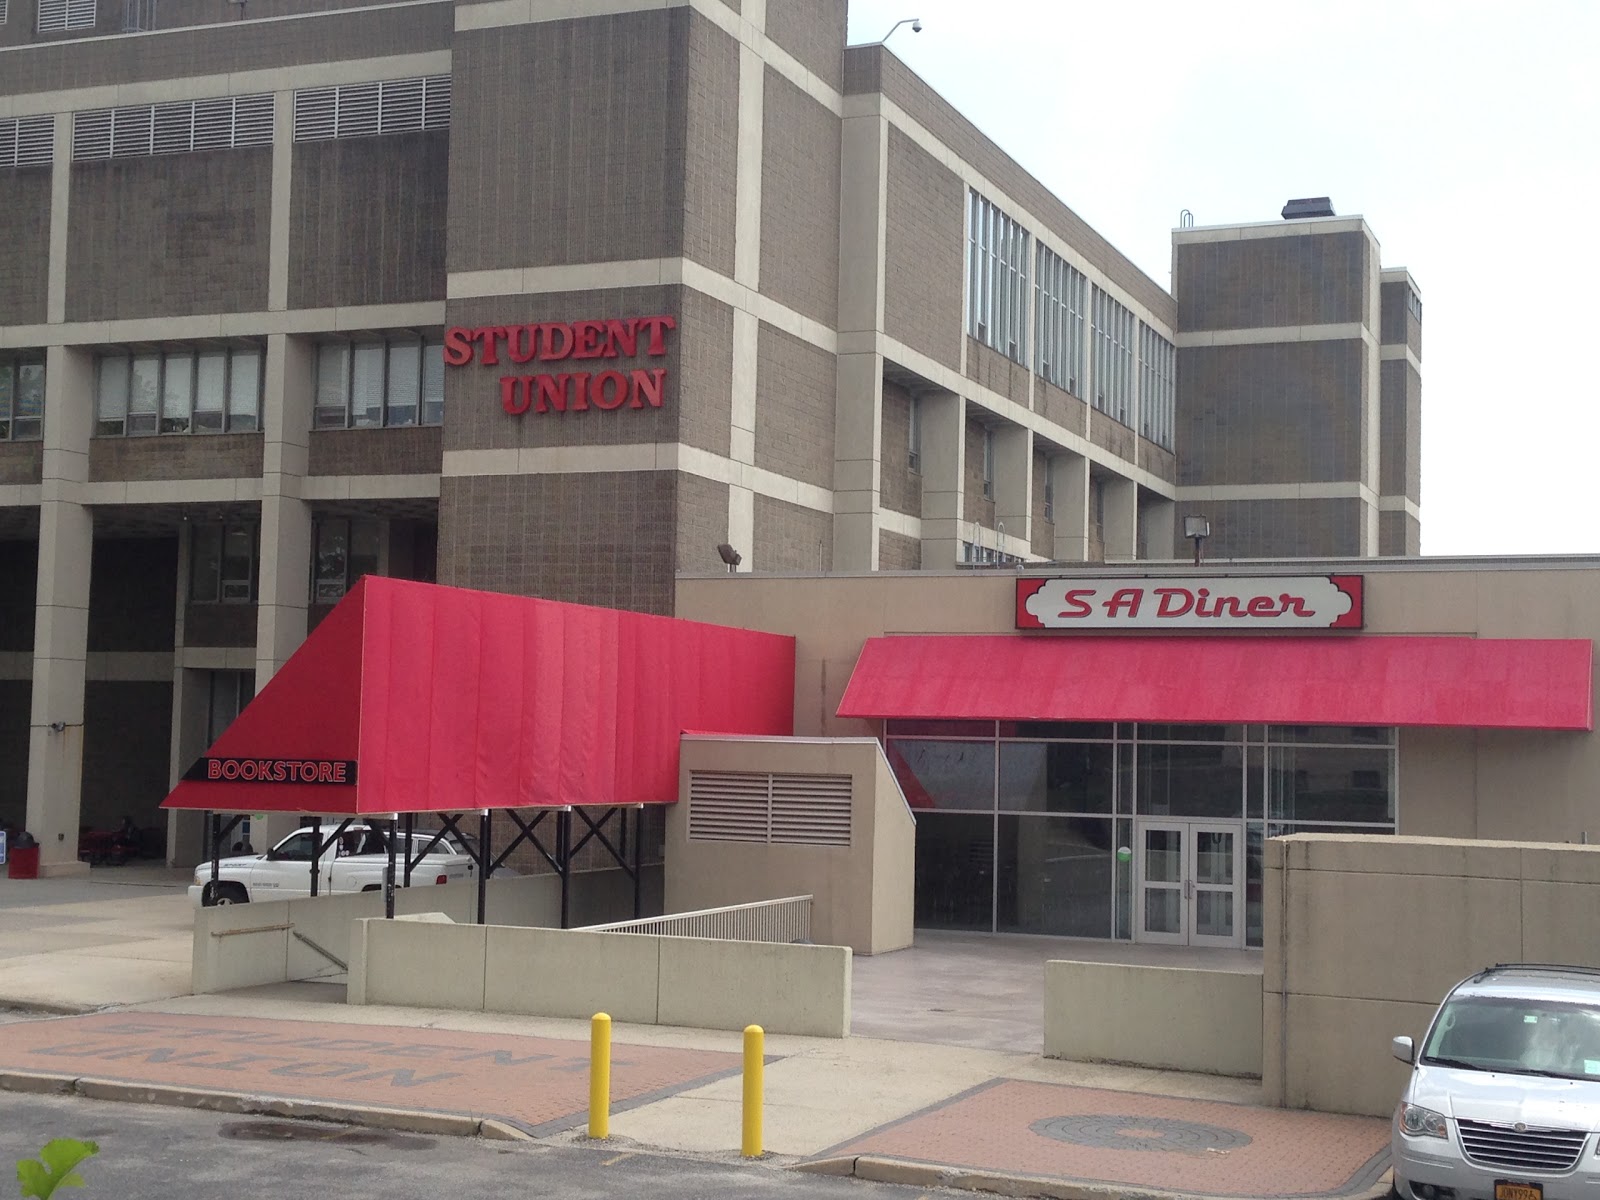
[1183, 515, 1211, 566]
[716, 543, 742, 573]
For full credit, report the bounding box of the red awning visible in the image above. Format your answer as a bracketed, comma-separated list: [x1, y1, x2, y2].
[836, 635, 1593, 730]
[163, 578, 796, 814]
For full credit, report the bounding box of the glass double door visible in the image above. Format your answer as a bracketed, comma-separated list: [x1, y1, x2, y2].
[1135, 820, 1243, 947]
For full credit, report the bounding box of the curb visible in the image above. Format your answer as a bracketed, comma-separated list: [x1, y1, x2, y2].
[0, 1070, 533, 1143]
[0, 1000, 98, 1017]
[794, 1155, 1395, 1200]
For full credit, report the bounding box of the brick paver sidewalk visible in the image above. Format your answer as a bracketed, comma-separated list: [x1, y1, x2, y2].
[816, 1078, 1390, 1198]
[0, 1011, 742, 1136]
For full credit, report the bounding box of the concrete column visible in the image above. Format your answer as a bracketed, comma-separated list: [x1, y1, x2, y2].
[1103, 475, 1139, 562]
[725, 20, 765, 568]
[1140, 494, 1177, 560]
[992, 424, 1030, 554]
[917, 389, 964, 568]
[25, 346, 94, 875]
[833, 101, 889, 571]
[1052, 452, 1090, 562]
[268, 90, 293, 312]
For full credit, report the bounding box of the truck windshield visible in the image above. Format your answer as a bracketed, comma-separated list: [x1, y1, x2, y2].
[1423, 995, 1600, 1080]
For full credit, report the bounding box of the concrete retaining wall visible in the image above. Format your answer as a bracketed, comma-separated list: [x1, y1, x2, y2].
[348, 920, 852, 1037]
[1265, 833, 1600, 1116]
[1044, 961, 1263, 1077]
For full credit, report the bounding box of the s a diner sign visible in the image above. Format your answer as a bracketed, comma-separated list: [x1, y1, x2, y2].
[444, 316, 677, 418]
[1016, 575, 1364, 631]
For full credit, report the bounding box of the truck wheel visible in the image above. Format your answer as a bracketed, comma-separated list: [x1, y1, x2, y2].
[202, 882, 248, 906]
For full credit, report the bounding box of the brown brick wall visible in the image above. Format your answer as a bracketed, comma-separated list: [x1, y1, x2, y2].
[760, 69, 841, 328]
[673, 471, 730, 580]
[1091, 414, 1135, 463]
[765, 0, 845, 92]
[81, 680, 173, 830]
[966, 339, 1029, 406]
[753, 322, 835, 490]
[849, 47, 1175, 328]
[441, 287, 699, 454]
[1381, 281, 1423, 357]
[0, 681, 28, 832]
[307, 427, 443, 477]
[1379, 360, 1422, 502]
[683, 14, 740, 279]
[0, 541, 38, 652]
[963, 418, 996, 531]
[2, 3, 450, 89]
[0, 169, 51, 326]
[1037, 381, 1087, 438]
[0, 442, 44, 486]
[88, 538, 177, 652]
[182, 604, 257, 648]
[880, 380, 921, 518]
[88, 434, 264, 482]
[448, 12, 688, 273]
[67, 150, 272, 321]
[1175, 232, 1368, 332]
[1139, 437, 1176, 485]
[752, 494, 831, 572]
[878, 529, 920, 570]
[437, 471, 677, 614]
[1177, 340, 1365, 486]
[1379, 511, 1421, 556]
[1175, 498, 1364, 559]
[884, 127, 965, 368]
[288, 132, 449, 309]
[1031, 449, 1053, 558]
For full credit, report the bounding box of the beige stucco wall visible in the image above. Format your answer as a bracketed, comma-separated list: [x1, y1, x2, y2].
[676, 562, 1600, 844]
[667, 736, 915, 955]
[1264, 833, 1600, 1117]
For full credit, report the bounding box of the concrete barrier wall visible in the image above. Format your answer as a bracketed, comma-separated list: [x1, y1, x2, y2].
[1265, 834, 1600, 1117]
[349, 919, 852, 1037]
[1044, 961, 1262, 1077]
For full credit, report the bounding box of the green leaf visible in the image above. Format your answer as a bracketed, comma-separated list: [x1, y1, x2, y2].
[16, 1138, 98, 1198]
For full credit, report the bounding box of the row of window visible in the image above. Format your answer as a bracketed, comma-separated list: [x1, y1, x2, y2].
[191, 518, 381, 606]
[0, 358, 45, 442]
[965, 192, 1030, 362]
[315, 338, 445, 430]
[1139, 324, 1176, 450]
[1091, 287, 1135, 427]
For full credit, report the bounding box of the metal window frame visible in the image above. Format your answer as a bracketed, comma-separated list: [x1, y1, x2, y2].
[310, 514, 383, 605]
[0, 356, 45, 442]
[189, 521, 259, 606]
[96, 345, 263, 438]
[314, 332, 444, 430]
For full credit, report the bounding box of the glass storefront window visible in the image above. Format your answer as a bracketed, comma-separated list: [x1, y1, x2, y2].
[886, 719, 995, 737]
[1139, 724, 1245, 743]
[1268, 746, 1395, 824]
[995, 815, 1113, 937]
[914, 813, 994, 930]
[886, 740, 994, 811]
[998, 742, 1113, 814]
[999, 721, 1115, 741]
[1136, 742, 1245, 819]
[1268, 725, 1394, 746]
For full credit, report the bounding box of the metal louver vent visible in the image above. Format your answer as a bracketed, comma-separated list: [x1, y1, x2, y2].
[336, 82, 380, 138]
[0, 1, 9, 26]
[230, 93, 274, 147]
[111, 106, 153, 157]
[688, 771, 852, 848]
[295, 75, 451, 141]
[0, 115, 54, 168]
[378, 76, 423, 133]
[38, 0, 93, 32]
[73, 95, 273, 161]
[422, 75, 451, 128]
[72, 109, 112, 160]
[294, 88, 337, 141]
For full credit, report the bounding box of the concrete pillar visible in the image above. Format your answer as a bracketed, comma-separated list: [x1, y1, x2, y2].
[833, 99, 889, 571]
[1103, 476, 1138, 562]
[918, 390, 964, 568]
[992, 425, 1031, 554]
[166, 669, 211, 868]
[25, 346, 93, 875]
[1141, 495, 1177, 560]
[1052, 452, 1090, 562]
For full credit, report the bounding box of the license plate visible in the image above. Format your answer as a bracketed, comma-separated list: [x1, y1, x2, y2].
[1496, 1183, 1543, 1200]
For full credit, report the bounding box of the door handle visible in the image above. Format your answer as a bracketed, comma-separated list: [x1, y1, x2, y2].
[1184, 879, 1193, 899]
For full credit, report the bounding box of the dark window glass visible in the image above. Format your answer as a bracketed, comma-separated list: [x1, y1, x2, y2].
[1268, 725, 1394, 746]
[998, 742, 1113, 813]
[1138, 724, 1245, 743]
[995, 814, 1113, 938]
[1246, 823, 1263, 947]
[190, 525, 222, 603]
[1136, 741, 1245, 819]
[886, 739, 994, 811]
[315, 519, 349, 604]
[221, 527, 254, 602]
[885, 719, 994, 737]
[1268, 746, 1394, 823]
[913, 812, 994, 931]
[999, 721, 1115, 741]
[349, 520, 381, 585]
[273, 831, 316, 862]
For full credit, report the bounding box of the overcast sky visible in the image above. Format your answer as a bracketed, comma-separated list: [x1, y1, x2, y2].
[843, 1, 1600, 558]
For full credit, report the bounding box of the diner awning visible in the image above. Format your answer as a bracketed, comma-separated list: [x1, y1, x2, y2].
[836, 635, 1593, 730]
[162, 577, 796, 815]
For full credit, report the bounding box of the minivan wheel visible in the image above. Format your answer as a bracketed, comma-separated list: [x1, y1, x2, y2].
[202, 882, 248, 906]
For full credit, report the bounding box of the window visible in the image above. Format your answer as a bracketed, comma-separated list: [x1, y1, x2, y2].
[0, 357, 44, 441]
[1091, 288, 1135, 427]
[190, 523, 257, 604]
[312, 517, 381, 604]
[1043, 471, 1054, 524]
[965, 190, 1029, 364]
[1139, 323, 1175, 450]
[1035, 244, 1086, 395]
[907, 394, 921, 474]
[1407, 291, 1423, 322]
[36, 0, 93, 32]
[315, 336, 444, 429]
[293, 76, 451, 141]
[96, 346, 262, 436]
[0, 115, 53, 168]
[981, 428, 994, 500]
[71, 95, 272, 161]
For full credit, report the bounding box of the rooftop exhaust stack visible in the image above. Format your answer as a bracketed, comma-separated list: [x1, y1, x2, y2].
[1282, 197, 1335, 220]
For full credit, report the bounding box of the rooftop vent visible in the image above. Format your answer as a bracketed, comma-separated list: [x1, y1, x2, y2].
[1282, 197, 1335, 220]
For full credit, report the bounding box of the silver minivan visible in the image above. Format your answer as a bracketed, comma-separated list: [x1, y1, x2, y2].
[1392, 964, 1600, 1200]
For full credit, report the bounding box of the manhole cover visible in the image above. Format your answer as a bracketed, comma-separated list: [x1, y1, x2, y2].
[1030, 1114, 1252, 1154]
[219, 1121, 435, 1150]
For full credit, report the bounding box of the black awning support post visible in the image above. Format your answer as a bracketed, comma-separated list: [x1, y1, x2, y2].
[384, 817, 398, 919]
[633, 806, 643, 919]
[558, 808, 572, 929]
[309, 818, 353, 899]
[208, 812, 219, 887]
[476, 809, 490, 926]
[402, 812, 414, 887]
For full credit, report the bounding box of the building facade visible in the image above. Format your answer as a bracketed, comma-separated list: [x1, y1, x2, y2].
[0, 0, 1422, 870]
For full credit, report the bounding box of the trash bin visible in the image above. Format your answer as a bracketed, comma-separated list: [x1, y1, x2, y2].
[7, 831, 40, 880]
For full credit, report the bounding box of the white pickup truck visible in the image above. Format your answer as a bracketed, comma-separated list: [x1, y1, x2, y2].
[190, 823, 477, 906]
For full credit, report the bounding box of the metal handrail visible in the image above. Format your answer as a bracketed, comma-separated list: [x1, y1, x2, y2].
[578, 895, 812, 944]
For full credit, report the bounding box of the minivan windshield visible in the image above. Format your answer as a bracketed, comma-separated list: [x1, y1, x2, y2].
[1423, 994, 1600, 1080]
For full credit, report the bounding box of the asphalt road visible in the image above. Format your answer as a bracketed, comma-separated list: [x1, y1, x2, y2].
[1, 1092, 941, 1200]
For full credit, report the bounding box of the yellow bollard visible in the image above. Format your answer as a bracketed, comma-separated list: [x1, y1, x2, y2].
[741, 1024, 764, 1158]
[589, 1012, 611, 1139]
